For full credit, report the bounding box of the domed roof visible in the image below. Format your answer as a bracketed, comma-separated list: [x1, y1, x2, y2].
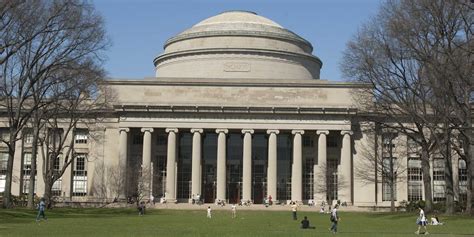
[164, 11, 312, 52]
[154, 11, 322, 80]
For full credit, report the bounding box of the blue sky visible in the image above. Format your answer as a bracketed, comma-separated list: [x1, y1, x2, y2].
[94, 0, 382, 81]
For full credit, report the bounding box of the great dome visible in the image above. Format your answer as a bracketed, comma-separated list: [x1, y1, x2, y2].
[154, 11, 323, 80]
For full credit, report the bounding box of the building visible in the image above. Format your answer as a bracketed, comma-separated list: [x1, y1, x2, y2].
[0, 11, 468, 207]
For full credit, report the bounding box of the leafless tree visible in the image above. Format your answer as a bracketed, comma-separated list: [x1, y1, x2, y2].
[315, 162, 348, 207]
[0, 0, 109, 208]
[342, 0, 472, 213]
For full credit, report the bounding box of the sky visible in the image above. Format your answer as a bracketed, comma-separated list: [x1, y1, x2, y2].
[94, 0, 383, 81]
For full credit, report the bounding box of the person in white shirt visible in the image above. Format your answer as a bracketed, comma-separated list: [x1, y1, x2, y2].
[207, 206, 212, 219]
[231, 204, 236, 218]
[329, 204, 339, 234]
[291, 202, 298, 220]
[415, 207, 428, 235]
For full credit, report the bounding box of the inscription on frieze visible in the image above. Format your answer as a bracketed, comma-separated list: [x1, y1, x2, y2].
[223, 62, 251, 72]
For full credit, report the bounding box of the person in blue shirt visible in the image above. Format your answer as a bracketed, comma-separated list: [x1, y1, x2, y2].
[36, 198, 47, 222]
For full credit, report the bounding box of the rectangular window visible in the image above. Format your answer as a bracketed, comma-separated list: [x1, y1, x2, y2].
[48, 129, 62, 145]
[407, 157, 423, 201]
[327, 158, 338, 201]
[433, 158, 444, 181]
[22, 153, 36, 194]
[382, 157, 397, 201]
[74, 129, 89, 144]
[0, 153, 8, 192]
[382, 132, 397, 150]
[302, 136, 314, 147]
[52, 179, 62, 196]
[156, 135, 167, 145]
[73, 154, 87, 196]
[24, 132, 33, 144]
[0, 129, 10, 142]
[327, 136, 338, 148]
[133, 134, 143, 145]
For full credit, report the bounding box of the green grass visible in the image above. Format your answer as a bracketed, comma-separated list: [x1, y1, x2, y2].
[0, 208, 473, 237]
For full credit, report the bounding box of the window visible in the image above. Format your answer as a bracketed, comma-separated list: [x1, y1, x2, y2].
[24, 132, 33, 144]
[459, 159, 468, 202]
[52, 180, 62, 196]
[407, 157, 423, 201]
[73, 154, 87, 196]
[302, 136, 314, 147]
[382, 133, 397, 150]
[0, 129, 9, 142]
[22, 153, 36, 194]
[156, 135, 167, 145]
[133, 134, 143, 145]
[433, 158, 444, 181]
[382, 157, 397, 201]
[327, 136, 338, 148]
[74, 129, 89, 144]
[48, 129, 62, 145]
[327, 158, 338, 201]
[0, 153, 8, 192]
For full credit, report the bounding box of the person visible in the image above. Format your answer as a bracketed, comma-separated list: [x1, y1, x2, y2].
[150, 195, 155, 206]
[415, 206, 428, 235]
[301, 216, 315, 229]
[36, 198, 47, 222]
[268, 195, 273, 205]
[330, 204, 339, 234]
[231, 204, 236, 218]
[138, 201, 146, 216]
[430, 215, 443, 225]
[291, 202, 298, 220]
[207, 206, 212, 219]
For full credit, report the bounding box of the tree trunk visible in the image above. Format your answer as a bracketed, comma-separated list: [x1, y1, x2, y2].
[467, 141, 473, 215]
[27, 124, 40, 209]
[421, 148, 433, 212]
[444, 129, 454, 214]
[2, 133, 17, 208]
[389, 136, 395, 212]
[43, 179, 53, 209]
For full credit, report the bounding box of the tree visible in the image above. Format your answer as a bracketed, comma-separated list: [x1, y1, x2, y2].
[0, 0, 109, 208]
[342, 0, 472, 213]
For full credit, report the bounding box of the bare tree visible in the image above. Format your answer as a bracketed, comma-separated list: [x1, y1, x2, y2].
[342, 0, 472, 213]
[0, 0, 109, 208]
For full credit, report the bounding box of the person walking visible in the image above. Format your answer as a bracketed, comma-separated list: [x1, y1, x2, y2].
[207, 206, 212, 219]
[36, 198, 47, 222]
[415, 206, 429, 235]
[291, 202, 298, 220]
[329, 204, 339, 234]
[231, 204, 236, 218]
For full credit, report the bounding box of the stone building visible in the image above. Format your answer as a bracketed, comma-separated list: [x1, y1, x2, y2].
[0, 11, 468, 207]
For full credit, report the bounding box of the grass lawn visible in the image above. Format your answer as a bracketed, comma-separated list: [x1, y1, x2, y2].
[0, 208, 473, 237]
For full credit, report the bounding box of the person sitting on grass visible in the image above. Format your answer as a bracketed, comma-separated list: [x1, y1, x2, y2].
[300, 216, 315, 229]
[430, 215, 443, 225]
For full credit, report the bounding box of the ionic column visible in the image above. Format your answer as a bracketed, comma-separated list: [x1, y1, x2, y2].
[267, 130, 279, 203]
[242, 129, 254, 202]
[340, 130, 353, 204]
[315, 130, 329, 203]
[216, 129, 228, 202]
[141, 128, 154, 199]
[118, 128, 129, 198]
[165, 128, 178, 202]
[291, 130, 304, 203]
[191, 129, 203, 201]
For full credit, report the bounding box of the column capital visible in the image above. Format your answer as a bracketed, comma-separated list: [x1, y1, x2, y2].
[241, 129, 254, 134]
[341, 130, 353, 136]
[291, 130, 305, 135]
[317, 130, 329, 135]
[266, 129, 280, 135]
[119, 127, 130, 133]
[215, 129, 228, 134]
[190, 128, 203, 134]
[141, 127, 154, 133]
[166, 128, 179, 133]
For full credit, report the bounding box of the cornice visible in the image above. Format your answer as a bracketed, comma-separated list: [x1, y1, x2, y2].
[153, 48, 322, 67]
[104, 78, 371, 89]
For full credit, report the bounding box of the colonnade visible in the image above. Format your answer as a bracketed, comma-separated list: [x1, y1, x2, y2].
[118, 128, 353, 204]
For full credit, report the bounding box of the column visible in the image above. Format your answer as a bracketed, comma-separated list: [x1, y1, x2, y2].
[267, 130, 279, 203]
[118, 128, 129, 198]
[165, 128, 178, 202]
[291, 130, 304, 203]
[242, 129, 254, 202]
[215, 129, 228, 203]
[141, 128, 153, 200]
[452, 155, 459, 201]
[315, 130, 329, 203]
[340, 130, 353, 204]
[191, 129, 203, 201]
